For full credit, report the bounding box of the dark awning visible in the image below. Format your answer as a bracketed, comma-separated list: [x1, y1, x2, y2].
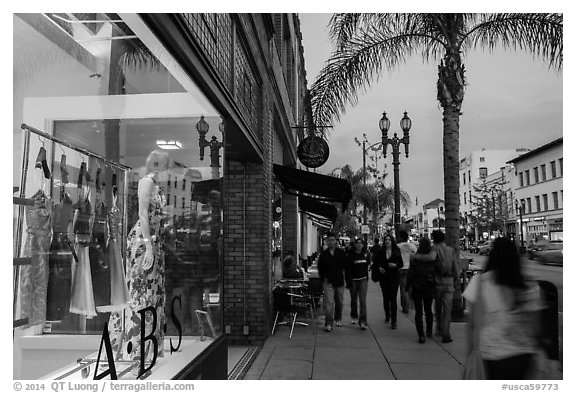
[298, 195, 338, 223]
[273, 164, 352, 212]
[191, 178, 221, 204]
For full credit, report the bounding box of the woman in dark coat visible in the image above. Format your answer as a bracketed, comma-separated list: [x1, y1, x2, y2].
[407, 237, 437, 343]
[373, 233, 403, 329]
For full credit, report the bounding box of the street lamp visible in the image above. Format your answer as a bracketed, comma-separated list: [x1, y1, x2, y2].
[197, 115, 225, 170]
[355, 134, 384, 243]
[515, 199, 526, 253]
[380, 111, 411, 237]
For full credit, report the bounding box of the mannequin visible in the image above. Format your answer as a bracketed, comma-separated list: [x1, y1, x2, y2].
[109, 150, 170, 363]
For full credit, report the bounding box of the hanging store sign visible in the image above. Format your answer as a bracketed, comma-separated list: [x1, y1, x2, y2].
[297, 135, 330, 168]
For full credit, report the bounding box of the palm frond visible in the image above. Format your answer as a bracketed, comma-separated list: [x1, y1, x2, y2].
[461, 13, 563, 70]
[118, 42, 163, 74]
[311, 14, 447, 127]
[329, 13, 363, 50]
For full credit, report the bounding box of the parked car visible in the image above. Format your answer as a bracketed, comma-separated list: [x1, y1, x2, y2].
[529, 243, 563, 266]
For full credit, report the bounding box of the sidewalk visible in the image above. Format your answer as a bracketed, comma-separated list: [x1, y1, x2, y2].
[243, 280, 468, 380]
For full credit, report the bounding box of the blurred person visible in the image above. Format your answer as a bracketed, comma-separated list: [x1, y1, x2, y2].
[407, 237, 437, 343]
[318, 232, 348, 332]
[345, 238, 370, 329]
[397, 230, 417, 313]
[370, 237, 382, 259]
[463, 237, 543, 380]
[431, 230, 460, 343]
[373, 234, 403, 329]
[282, 255, 304, 280]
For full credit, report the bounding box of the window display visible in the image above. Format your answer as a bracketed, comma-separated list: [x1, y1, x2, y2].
[13, 13, 225, 380]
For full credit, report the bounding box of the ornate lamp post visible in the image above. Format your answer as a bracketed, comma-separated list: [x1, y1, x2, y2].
[515, 199, 526, 253]
[197, 115, 225, 178]
[380, 111, 411, 236]
[355, 134, 385, 243]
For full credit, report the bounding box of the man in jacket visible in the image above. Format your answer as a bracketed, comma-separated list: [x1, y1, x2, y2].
[431, 230, 460, 343]
[318, 232, 348, 332]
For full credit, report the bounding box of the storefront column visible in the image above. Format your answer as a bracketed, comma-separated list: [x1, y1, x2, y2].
[222, 159, 273, 345]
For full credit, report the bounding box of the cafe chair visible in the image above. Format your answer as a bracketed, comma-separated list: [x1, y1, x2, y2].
[271, 284, 316, 338]
[306, 277, 324, 309]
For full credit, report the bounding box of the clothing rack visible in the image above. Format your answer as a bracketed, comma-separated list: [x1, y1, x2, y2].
[21, 123, 132, 171]
[14, 123, 131, 330]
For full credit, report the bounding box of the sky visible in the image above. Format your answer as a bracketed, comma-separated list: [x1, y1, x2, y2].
[298, 13, 563, 216]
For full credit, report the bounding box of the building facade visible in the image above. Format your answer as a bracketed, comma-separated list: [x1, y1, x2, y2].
[415, 198, 445, 237]
[459, 148, 529, 217]
[507, 138, 563, 245]
[13, 13, 311, 380]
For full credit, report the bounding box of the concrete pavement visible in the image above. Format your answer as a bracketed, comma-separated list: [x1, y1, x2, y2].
[243, 280, 468, 380]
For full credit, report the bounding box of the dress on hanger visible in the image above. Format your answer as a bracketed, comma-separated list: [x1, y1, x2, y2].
[46, 193, 75, 321]
[111, 177, 166, 361]
[19, 190, 52, 326]
[91, 199, 111, 310]
[99, 195, 129, 313]
[70, 193, 96, 318]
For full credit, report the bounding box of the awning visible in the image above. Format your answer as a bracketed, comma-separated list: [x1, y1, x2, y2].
[298, 195, 338, 223]
[273, 164, 352, 212]
[191, 178, 221, 204]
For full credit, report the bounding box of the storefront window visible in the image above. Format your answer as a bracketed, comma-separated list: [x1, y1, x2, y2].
[14, 13, 224, 380]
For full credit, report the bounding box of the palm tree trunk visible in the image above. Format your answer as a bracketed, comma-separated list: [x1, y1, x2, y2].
[442, 104, 460, 252]
[437, 51, 465, 253]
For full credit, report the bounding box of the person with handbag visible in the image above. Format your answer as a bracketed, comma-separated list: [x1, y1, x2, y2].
[345, 238, 370, 330]
[373, 234, 403, 329]
[463, 237, 543, 379]
[407, 237, 437, 343]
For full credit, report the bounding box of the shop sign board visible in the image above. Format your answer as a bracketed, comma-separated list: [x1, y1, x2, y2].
[361, 225, 370, 234]
[297, 135, 330, 168]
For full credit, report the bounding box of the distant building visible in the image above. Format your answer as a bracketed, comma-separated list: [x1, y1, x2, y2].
[459, 148, 530, 222]
[416, 198, 445, 237]
[507, 137, 563, 244]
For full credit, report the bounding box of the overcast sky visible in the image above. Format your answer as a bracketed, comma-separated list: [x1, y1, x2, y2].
[298, 13, 563, 215]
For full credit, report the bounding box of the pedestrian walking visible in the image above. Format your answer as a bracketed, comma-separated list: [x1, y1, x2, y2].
[373, 234, 403, 329]
[317, 232, 348, 332]
[407, 237, 437, 343]
[431, 230, 460, 343]
[397, 230, 417, 313]
[345, 238, 370, 330]
[463, 237, 543, 379]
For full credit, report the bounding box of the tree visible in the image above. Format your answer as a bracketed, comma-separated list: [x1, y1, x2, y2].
[309, 13, 562, 251]
[331, 163, 410, 236]
[470, 176, 510, 237]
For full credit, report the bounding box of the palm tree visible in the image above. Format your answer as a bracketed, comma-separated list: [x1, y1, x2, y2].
[332, 164, 410, 235]
[310, 13, 562, 250]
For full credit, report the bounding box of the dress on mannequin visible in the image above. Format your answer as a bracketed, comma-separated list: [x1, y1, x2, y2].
[110, 176, 166, 361]
[19, 190, 52, 326]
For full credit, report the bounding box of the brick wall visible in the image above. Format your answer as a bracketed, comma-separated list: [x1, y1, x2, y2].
[222, 88, 274, 346]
